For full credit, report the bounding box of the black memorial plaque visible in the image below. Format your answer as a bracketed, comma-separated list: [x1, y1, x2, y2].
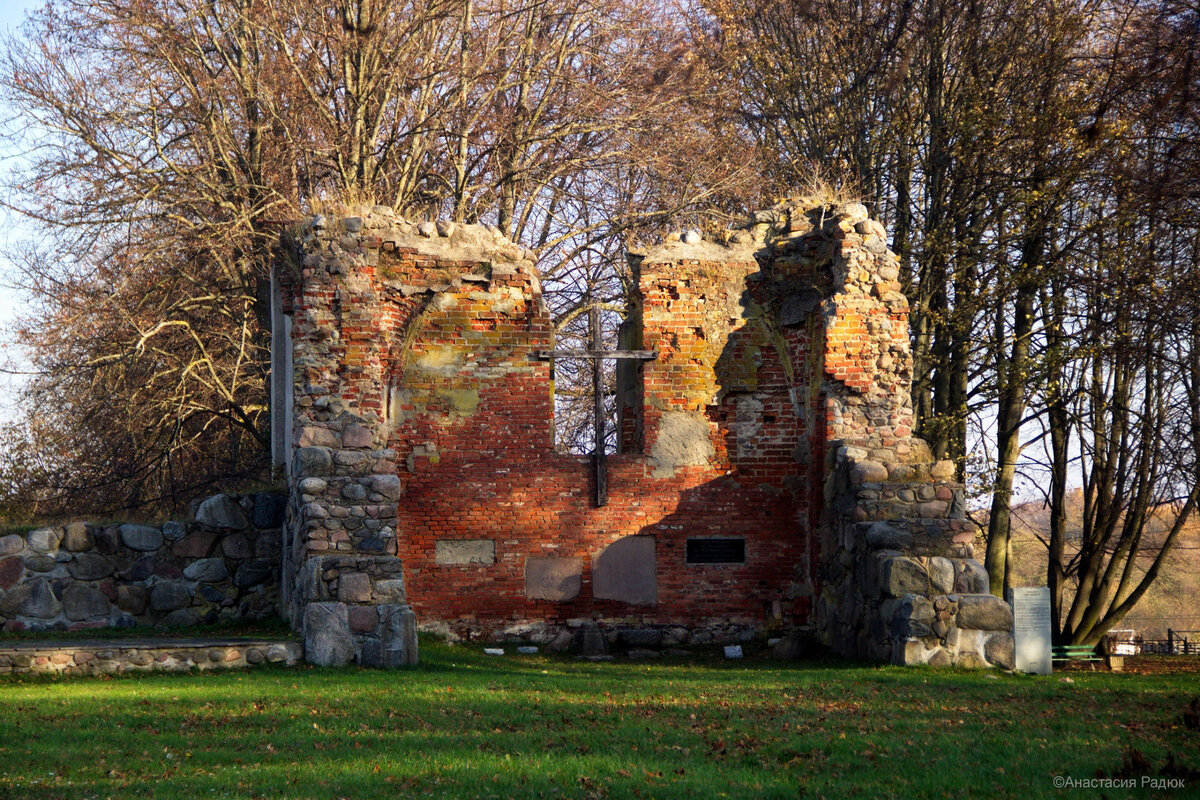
[686, 538, 746, 564]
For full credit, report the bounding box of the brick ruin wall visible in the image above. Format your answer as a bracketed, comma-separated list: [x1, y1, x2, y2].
[277, 201, 1014, 668]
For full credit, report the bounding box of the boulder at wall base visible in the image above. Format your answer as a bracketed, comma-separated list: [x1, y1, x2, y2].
[220, 533, 253, 559]
[380, 605, 419, 667]
[149, 581, 192, 612]
[196, 494, 249, 531]
[955, 560, 990, 594]
[882, 556, 931, 597]
[200, 584, 232, 604]
[161, 521, 187, 541]
[62, 584, 112, 621]
[369, 474, 402, 501]
[618, 628, 663, 648]
[357, 605, 419, 668]
[172, 532, 217, 559]
[0, 578, 61, 619]
[118, 555, 155, 582]
[93, 529, 119, 555]
[569, 622, 609, 657]
[984, 634, 1016, 669]
[23, 555, 55, 573]
[251, 493, 287, 529]
[0, 556, 22, 590]
[928, 558, 956, 595]
[304, 602, 356, 667]
[183, 558, 229, 583]
[27, 527, 61, 554]
[160, 608, 198, 627]
[61, 522, 94, 552]
[117, 585, 148, 615]
[865, 522, 913, 550]
[120, 524, 164, 551]
[956, 594, 1013, 631]
[67, 553, 114, 581]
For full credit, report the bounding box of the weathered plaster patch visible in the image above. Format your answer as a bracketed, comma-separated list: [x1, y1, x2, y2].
[436, 387, 480, 415]
[650, 412, 715, 477]
[734, 395, 764, 459]
[415, 347, 463, 375]
[525, 557, 582, 601]
[386, 388, 412, 429]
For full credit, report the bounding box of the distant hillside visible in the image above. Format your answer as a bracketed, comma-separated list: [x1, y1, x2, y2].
[992, 489, 1200, 640]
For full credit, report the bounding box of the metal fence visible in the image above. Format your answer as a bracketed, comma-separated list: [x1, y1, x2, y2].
[1110, 629, 1200, 656]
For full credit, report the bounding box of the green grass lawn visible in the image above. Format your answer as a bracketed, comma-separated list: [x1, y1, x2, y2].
[1, 639, 1197, 799]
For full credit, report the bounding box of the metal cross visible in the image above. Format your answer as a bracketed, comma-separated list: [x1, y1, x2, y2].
[536, 303, 656, 507]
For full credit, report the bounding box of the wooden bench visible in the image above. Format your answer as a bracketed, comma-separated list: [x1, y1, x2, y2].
[1052, 644, 1101, 663]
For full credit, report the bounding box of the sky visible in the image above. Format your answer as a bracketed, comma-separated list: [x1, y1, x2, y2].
[0, 0, 43, 425]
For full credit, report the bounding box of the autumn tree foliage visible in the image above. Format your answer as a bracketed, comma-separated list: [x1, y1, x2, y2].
[0, 0, 755, 515]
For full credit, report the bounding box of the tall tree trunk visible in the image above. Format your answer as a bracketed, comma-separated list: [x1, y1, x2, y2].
[1041, 279, 1070, 639]
[985, 278, 1036, 595]
[986, 205, 1044, 595]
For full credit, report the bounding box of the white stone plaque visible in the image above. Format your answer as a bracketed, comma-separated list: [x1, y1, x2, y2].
[1008, 587, 1052, 675]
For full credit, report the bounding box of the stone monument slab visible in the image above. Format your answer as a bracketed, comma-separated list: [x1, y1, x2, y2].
[435, 539, 496, 565]
[525, 557, 582, 601]
[1008, 586, 1052, 675]
[592, 535, 656, 605]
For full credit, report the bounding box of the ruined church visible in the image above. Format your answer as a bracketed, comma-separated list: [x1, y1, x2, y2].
[270, 200, 1015, 669]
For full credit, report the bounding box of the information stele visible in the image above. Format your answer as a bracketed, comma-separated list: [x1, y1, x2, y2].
[1007, 586, 1052, 675]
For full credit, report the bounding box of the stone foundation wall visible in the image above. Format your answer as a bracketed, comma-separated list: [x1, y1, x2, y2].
[0, 639, 303, 676]
[790, 201, 1014, 668]
[0, 493, 284, 633]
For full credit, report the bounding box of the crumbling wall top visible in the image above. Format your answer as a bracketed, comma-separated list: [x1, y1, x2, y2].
[631, 199, 892, 271]
[280, 204, 540, 295]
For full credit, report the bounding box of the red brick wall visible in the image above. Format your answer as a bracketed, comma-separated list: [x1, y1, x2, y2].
[384, 251, 814, 635]
[397, 458, 805, 629]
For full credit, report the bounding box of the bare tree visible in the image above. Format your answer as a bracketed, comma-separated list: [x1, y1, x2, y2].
[0, 0, 758, 515]
[701, 0, 1200, 633]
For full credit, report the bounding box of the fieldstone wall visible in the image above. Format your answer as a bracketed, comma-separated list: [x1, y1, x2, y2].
[0, 493, 284, 633]
[818, 446, 1014, 668]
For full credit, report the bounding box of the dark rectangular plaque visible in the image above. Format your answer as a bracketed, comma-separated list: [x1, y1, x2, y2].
[686, 538, 746, 564]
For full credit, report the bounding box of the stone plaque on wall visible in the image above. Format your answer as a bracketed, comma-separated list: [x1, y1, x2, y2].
[435, 539, 496, 565]
[1008, 586, 1052, 675]
[525, 557, 582, 601]
[592, 535, 656, 605]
